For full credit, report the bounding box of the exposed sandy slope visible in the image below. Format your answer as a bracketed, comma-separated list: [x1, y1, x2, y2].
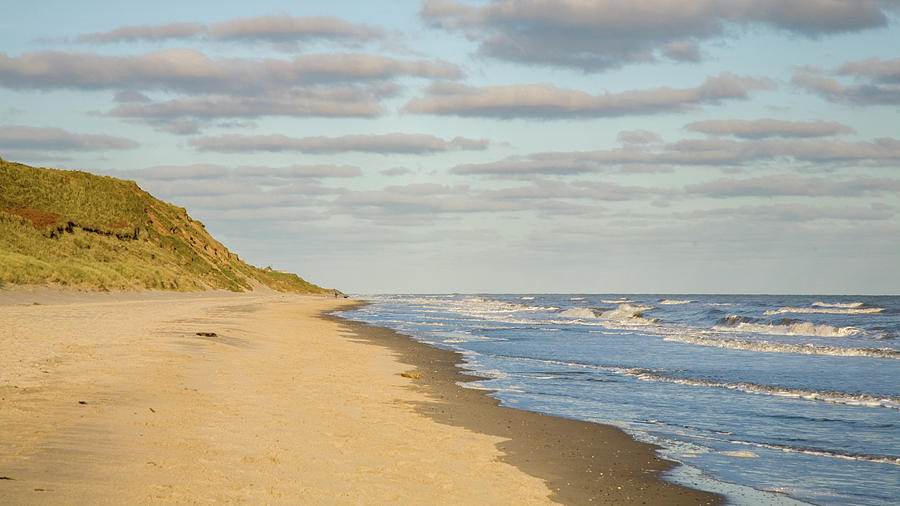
[0, 290, 553, 504]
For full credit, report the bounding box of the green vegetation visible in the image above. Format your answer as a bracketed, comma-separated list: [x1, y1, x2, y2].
[0, 157, 329, 293]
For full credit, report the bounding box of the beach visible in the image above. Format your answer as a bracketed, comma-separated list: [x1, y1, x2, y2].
[0, 289, 720, 504]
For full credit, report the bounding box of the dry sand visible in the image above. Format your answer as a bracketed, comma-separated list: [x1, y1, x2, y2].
[0, 289, 720, 504]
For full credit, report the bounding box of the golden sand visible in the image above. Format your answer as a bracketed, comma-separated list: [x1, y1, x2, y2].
[0, 290, 553, 504]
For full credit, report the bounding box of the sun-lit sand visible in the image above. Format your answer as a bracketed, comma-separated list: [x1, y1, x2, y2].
[0, 289, 554, 504]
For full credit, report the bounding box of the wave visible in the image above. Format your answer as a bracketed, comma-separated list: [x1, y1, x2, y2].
[681, 433, 900, 466]
[449, 297, 558, 314]
[559, 307, 598, 319]
[664, 334, 900, 359]
[557, 304, 661, 324]
[715, 321, 861, 337]
[812, 301, 865, 308]
[479, 352, 900, 408]
[719, 314, 755, 325]
[520, 296, 535, 300]
[570, 297, 585, 301]
[659, 299, 695, 305]
[601, 298, 634, 304]
[629, 371, 900, 410]
[764, 306, 885, 316]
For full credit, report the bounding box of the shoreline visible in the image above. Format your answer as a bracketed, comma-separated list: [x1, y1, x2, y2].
[326, 304, 723, 505]
[0, 288, 721, 504]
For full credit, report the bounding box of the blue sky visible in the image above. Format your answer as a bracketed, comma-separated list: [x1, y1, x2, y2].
[1, 1, 898, 294]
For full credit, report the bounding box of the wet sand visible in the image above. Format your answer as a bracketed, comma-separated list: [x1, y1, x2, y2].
[326, 307, 722, 505]
[0, 289, 720, 504]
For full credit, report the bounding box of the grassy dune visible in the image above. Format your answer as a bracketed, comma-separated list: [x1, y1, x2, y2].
[0, 157, 328, 293]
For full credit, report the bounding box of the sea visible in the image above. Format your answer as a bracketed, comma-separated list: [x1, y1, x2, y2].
[338, 294, 899, 505]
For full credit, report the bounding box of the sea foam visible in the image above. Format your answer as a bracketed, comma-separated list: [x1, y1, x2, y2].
[628, 370, 900, 410]
[664, 334, 899, 359]
[812, 301, 865, 308]
[764, 306, 884, 316]
[715, 321, 861, 337]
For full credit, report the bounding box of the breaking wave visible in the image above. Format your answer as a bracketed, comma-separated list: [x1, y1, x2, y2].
[664, 334, 900, 359]
[715, 320, 861, 337]
[629, 371, 900, 410]
[558, 304, 660, 324]
[682, 433, 900, 466]
[764, 306, 885, 316]
[812, 301, 865, 308]
[559, 307, 599, 319]
[660, 299, 696, 305]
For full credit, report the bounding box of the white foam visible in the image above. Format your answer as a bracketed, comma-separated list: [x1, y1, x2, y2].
[601, 298, 635, 304]
[665, 334, 900, 359]
[559, 307, 599, 319]
[686, 433, 900, 467]
[719, 451, 759, 458]
[764, 306, 884, 316]
[715, 321, 861, 337]
[660, 299, 696, 305]
[520, 296, 535, 300]
[630, 371, 900, 410]
[812, 301, 865, 308]
[570, 297, 585, 301]
[600, 303, 654, 319]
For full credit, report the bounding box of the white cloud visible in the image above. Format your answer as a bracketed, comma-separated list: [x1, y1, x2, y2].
[75, 15, 386, 46]
[0, 124, 138, 151]
[794, 57, 900, 105]
[422, 0, 895, 70]
[404, 73, 773, 118]
[189, 133, 489, 154]
[685, 118, 855, 138]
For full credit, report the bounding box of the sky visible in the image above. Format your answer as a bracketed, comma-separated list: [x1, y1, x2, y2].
[1, 0, 898, 294]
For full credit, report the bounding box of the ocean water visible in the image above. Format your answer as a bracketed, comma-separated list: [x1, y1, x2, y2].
[339, 294, 900, 505]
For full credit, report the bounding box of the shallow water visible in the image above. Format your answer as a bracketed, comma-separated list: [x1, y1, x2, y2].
[340, 294, 900, 505]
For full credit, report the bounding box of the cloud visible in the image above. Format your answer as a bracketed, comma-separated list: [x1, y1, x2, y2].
[76, 16, 385, 46]
[209, 16, 385, 44]
[120, 164, 231, 180]
[668, 137, 900, 162]
[0, 50, 461, 93]
[107, 163, 362, 213]
[157, 119, 202, 136]
[838, 56, 900, 83]
[684, 118, 855, 138]
[334, 183, 507, 214]
[684, 175, 900, 198]
[664, 41, 702, 62]
[793, 57, 900, 105]
[77, 22, 206, 43]
[110, 88, 384, 120]
[449, 134, 900, 178]
[120, 163, 362, 181]
[0, 124, 138, 151]
[189, 133, 489, 154]
[330, 178, 666, 220]
[422, 0, 894, 71]
[403, 73, 773, 118]
[381, 167, 411, 176]
[113, 90, 151, 103]
[674, 203, 894, 222]
[234, 164, 362, 178]
[618, 130, 662, 144]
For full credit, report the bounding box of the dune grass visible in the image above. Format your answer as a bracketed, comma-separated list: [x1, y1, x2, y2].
[0, 157, 328, 293]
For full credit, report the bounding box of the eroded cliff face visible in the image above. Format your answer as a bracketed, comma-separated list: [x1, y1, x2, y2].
[0, 158, 327, 293]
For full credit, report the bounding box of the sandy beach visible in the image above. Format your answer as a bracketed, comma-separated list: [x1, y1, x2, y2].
[0, 289, 720, 504]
